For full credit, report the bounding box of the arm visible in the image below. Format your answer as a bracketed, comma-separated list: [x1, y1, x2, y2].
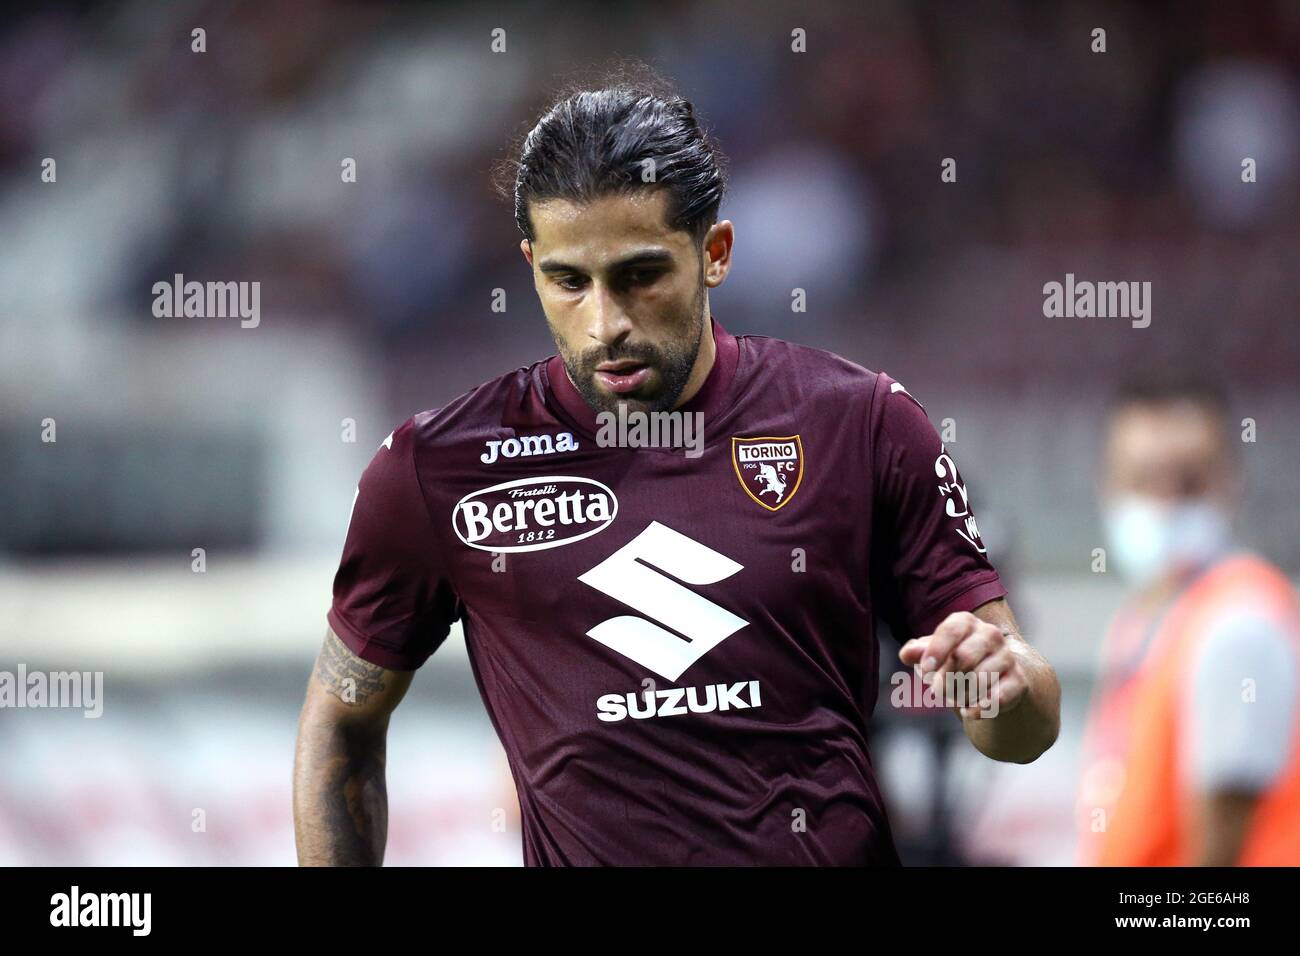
[1193, 791, 1258, 866]
[1185, 611, 1295, 865]
[899, 598, 1061, 763]
[868, 375, 1057, 760]
[293, 626, 415, 865]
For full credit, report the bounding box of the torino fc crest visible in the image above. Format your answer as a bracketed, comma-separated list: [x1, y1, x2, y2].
[731, 435, 804, 512]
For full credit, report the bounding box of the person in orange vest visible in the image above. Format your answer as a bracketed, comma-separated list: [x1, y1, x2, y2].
[1077, 375, 1300, 866]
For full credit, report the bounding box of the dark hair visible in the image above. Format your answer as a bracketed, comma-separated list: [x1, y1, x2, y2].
[1107, 370, 1238, 456]
[495, 63, 727, 244]
[1109, 371, 1231, 419]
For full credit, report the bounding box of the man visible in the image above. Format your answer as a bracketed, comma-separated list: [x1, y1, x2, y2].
[1078, 377, 1300, 865]
[293, 76, 1060, 866]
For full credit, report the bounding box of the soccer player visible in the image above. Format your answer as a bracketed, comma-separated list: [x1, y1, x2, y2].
[293, 77, 1061, 866]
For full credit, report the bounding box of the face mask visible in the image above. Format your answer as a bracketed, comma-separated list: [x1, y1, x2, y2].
[1102, 496, 1231, 587]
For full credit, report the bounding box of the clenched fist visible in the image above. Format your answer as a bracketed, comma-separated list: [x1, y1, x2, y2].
[898, 611, 1028, 718]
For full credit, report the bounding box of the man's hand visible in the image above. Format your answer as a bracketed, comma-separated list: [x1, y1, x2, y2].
[899, 610, 1025, 718]
[898, 599, 1060, 763]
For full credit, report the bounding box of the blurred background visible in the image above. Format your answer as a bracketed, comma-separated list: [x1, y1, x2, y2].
[0, 0, 1296, 865]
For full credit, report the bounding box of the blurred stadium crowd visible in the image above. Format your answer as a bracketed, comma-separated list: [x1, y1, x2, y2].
[0, 0, 1296, 864]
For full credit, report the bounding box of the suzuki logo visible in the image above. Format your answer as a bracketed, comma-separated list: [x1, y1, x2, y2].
[578, 521, 748, 681]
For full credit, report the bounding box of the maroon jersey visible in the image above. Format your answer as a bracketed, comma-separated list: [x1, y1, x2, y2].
[328, 317, 1006, 865]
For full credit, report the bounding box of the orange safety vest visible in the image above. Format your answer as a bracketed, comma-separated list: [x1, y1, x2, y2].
[1077, 553, 1300, 866]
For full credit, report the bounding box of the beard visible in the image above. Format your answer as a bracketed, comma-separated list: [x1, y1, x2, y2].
[555, 279, 706, 415]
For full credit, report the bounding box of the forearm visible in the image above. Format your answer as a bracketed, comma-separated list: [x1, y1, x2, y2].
[293, 714, 390, 865]
[294, 627, 413, 864]
[959, 636, 1060, 763]
[1194, 790, 1257, 866]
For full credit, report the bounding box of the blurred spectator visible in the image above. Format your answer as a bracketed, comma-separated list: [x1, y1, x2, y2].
[1077, 375, 1300, 865]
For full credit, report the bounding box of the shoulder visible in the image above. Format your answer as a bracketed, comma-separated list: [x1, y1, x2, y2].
[740, 334, 902, 417]
[737, 334, 937, 453]
[363, 360, 552, 484]
[740, 334, 880, 395]
[1187, 553, 1300, 683]
[740, 334, 924, 410]
[1184, 557, 1299, 787]
[1195, 609, 1296, 671]
[408, 362, 543, 446]
[1194, 553, 1300, 629]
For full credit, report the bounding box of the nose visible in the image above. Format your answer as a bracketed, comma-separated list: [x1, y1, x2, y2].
[586, 283, 633, 349]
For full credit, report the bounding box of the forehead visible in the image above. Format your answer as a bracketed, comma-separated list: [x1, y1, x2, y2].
[527, 191, 691, 263]
[1106, 401, 1224, 464]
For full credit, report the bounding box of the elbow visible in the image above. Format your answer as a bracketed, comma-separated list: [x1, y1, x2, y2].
[1014, 663, 1062, 763]
[1011, 699, 1061, 764]
[1010, 724, 1058, 764]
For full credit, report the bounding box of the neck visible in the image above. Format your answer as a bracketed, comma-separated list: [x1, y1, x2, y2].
[672, 315, 717, 410]
[1135, 553, 1223, 606]
[1135, 572, 1184, 609]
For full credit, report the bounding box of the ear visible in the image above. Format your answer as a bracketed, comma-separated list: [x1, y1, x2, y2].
[702, 220, 734, 288]
[520, 239, 534, 267]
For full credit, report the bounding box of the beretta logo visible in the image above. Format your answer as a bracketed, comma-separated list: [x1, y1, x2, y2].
[453, 476, 618, 552]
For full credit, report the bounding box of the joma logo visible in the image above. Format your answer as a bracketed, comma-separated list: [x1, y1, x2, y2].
[481, 431, 579, 464]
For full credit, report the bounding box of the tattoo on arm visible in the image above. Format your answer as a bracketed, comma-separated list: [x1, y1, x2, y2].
[295, 712, 389, 866]
[317, 743, 387, 865]
[315, 630, 387, 704]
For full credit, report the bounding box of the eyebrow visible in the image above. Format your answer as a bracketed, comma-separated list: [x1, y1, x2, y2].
[536, 248, 675, 274]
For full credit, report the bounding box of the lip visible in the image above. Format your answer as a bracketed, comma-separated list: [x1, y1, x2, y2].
[595, 360, 645, 373]
[594, 364, 652, 394]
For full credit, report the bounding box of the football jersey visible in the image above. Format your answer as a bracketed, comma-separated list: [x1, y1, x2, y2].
[327, 316, 1006, 865]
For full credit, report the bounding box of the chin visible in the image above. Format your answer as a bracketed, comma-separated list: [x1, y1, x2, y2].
[593, 393, 653, 415]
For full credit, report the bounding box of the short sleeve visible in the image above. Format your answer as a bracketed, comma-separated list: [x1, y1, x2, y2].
[1182, 609, 1297, 793]
[326, 416, 461, 670]
[868, 373, 1007, 641]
